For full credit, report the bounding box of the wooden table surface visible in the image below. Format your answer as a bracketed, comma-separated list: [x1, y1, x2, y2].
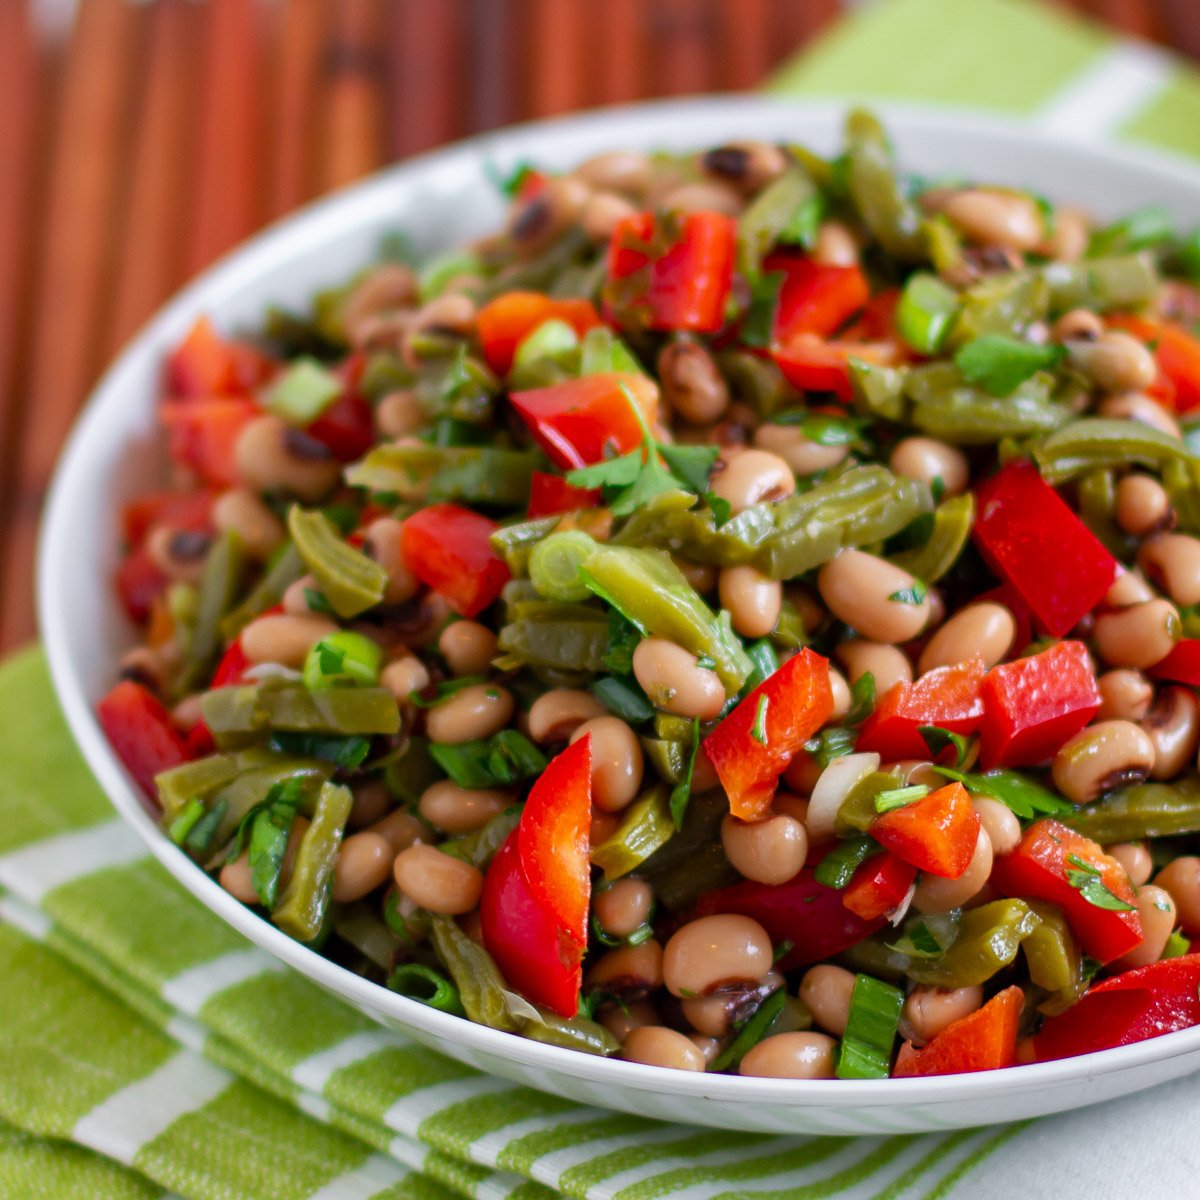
[1, 0, 1194, 654]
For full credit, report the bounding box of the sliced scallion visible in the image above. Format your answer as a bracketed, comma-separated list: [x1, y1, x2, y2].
[834, 974, 904, 1080]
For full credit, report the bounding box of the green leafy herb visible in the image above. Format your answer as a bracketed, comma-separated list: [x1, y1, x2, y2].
[602, 610, 641, 676]
[703, 491, 733, 527]
[669, 717, 702, 829]
[740, 270, 785, 349]
[1088, 206, 1173, 257]
[888, 912, 960, 959]
[590, 676, 654, 724]
[707, 988, 787, 1073]
[954, 335, 1065, 397]
[267, 731, 372, 769]
[874, 784, 929, 813]
[846, 672, 876, 727]
[407, 675, 490, 709]
[750, 694, 770, 746]
[741, 639, 778, 697]
[932, 765, 1074, 819]
[304, 587, 335, 616]
[167, 798, 205, 846]
[183, 798, 228, 856]
[774, 409, 870, 449]
[429, 730, 547, 789]
[248, 783, 303, 909]
[1065, 854, 1136, 912]
[888, 579, 928, 606]
[780, 193, 826, 248]
[918, 725, 970, 768]
[485, 158, 539, 198]
[813, 837, 875, 889]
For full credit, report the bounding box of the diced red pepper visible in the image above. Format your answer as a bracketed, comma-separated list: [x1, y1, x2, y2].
[510, 372, 658, 471]
[852, 288, 901, 339]
[991, 819, 1141, 964]
[842, 852, 918, 922]
[856, 659, 986, 760]
[977, 640, 1100, 769]
[765, 252, 870, 343]
[399, 502, 510, 618]
[1149, 638, 1200, 686]
[871, 782, 981, 880]
[771, 334, 903, 402]
[121, 490, 214, 547]
[307, 390, 374, 462]
[607, 211, 736, 332]
[893, 986, 1024, 1077]
[160, 398, 259, 488]
[1109, 315, 1200, 414]
[116, 547, 170, 624]
[526, 471, 602, 519]
[210, 639, 252, 688]
[702, 648, 833, 821]
[476, 291, 603, 376]
[1030, 955, 1200, 1062]
[165, 316, 274, 398]
[972, 459, 1119, 638]
[96, 680, 191, 800]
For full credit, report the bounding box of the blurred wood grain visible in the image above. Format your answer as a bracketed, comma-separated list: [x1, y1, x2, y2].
[0, 0, 1193, 651]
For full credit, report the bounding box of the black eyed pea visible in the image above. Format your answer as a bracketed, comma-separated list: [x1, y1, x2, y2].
[234, 414, 341, 501]
[144, 525, 212, 584]
[507, 176, 591, 256]
[593, 878, 654, 940]
[662, 914, 773, 998]
[368, 809, 428, 855]
[374, 389, 425, 439]
[1097, 669, 1154, 723]
[1155, 857, 1200, 933]
[424, 684, 514, 744]
[1067, 330, 1158, 393]
[1139, 532, 1200, 608]
[675, 558, 717, 594]
[240, 612, 338, 666]
[631, 637, 725, 721]
[888, 437, 969, 497]
[913, 829, 993, 914]
[902, 985, 983, 1046]
[1105, 570, 1156, 608]
[331, 832, 395, 903]
[571, 716, 645, 812]
[835, 639, 913, 697]
[739, 1031, 837, 1079]
[438, 619, 497, 677]
[657, 340, 730, 426]
[1050, 720, 1156, 805]
[1098, 392, 1183, 440]
[719, 565, 782, 640]
[682, 990, 742, 1038]
[817, 550, 931, 644]
[707, 448, 796, 515]
[211, 488, 285, 560]
[1094, 599, 1181, 670]
[527, 688, 607, 744]
[701, 141, 788, 193]
[391, 844, 483, 915]
[585, 940, 664, 997]
[941, 188, 1044, 252]
[1042, 207, 1091, 262]
[971, 797, 1021, 857]
[282, 574, 325, 617]
[1116, 885, 1178, 970]
[622, 1026, 706, 1071]
[570, 149, 654, 196]
[404, 294, 477, 365]
[798, 964, 856, 1036]
[721, 813, 808, 886]
[1116, 475, 1172, 537]
[1140, 686, 1200, 780]
[688, 1034, 723, 1065]
[580, 190, 636, 243]
[753, 422, 848, 476]
[1106, 841, 1153, 888]
[380, 654, 431, 704]
[918, 603, 1015, 674]
[598, 998, 659, 1042]
[347, 779, 393, 829]
[340, 263, 418, 343]
[418, 780, 511, 835]
[364, 517, 421, 605]
[1051, 308, 1103, 343]
[828, 667, 852, 721]
[660, 179, 744, 217]
[812, 220, 859, 268]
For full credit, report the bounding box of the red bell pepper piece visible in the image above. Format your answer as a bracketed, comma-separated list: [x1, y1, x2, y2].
[871, 782, 981, 880]
[481, 738, 592, 1017]
[510, 372, 658, 471]
[399, 502, 509, 618]
[1149, 638, 1200, 686]
[973, 459, 1119, 638]
[691, 865, 884, 970]
[702, 648, 833, 821]
[1109, 315, 1200, 413]
[977, 640, 1100, 769]
[165, 316, 274, 398]
[116, 548, 170, 624]
[1030, 955, 1200, 1062]
[856, 659, 986, 760]
[893, 986, 1024, 1077]
[842, 852, 918, 922]
[526, 471, 601, 518]
[96, 680, 191, 800]
[121, 490, 214, 547]
[771, 334, 903, 402]
[991, 819, 1141, 964]
[160, 398, 260, 488]
[210, 639, 252, 688]
[765, 253, 870, 343]
[476, 291, 602, 376]
[607, 211, 735, 332]
[307, 391, 374, 462]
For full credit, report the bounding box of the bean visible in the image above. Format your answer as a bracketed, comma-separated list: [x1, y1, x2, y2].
[220, 816, 308, 903]
[594, 878, 654, 939]
[281, 574, 321, 617]
[1140, 686, 1200, 780]
[622, 1025, 706, 1071]
[721, 813, 807, 885]
[1068, 330, 1158, 393]
[662, 914, 773, 998]
[585, 940, 664, 996]
[590, 809, 619, 846]
[527, 688, 607, 743]
[331, 832, 394, 902]
[902, 985, 983, 1045]
[702, 141, 788, 193]
[424, 684, 514, 744]
[1052, 308, 1103, 343]
[1094, 599, 1180, 669]
[368, 809, 427, 854]
[818, 550, 930, 644]
[580, 189, 636, 242]
[507, 176, 590, 255]
[1106, 570, 1155, 608]
[1156, 857, 1200, 932]
[570, 150, 653, 196]
[889, 437, 969, 497]
[797, 964, 856, 1036]
[812, 220, 859, 268]
[657, 340, 730, 426]
[913, 829, 993, 913]
[753, 423, 849, 476]
[406, 293, 476, 357]
[438, 620, 497, 677]
[364, 517, 421, 605]
[418, 780, 511, 835]
[392, 844, 482, 915]
[1097, 669, 1154, 723]
[782, 752, 822, 796]
[972, 797, 1021, 857]
[788, 584, 826, 636]
[660, 180, 744, 217]
[1043, 207, 1090, 262]
[234, 414, 341, 501]
[598, 999, 659, 1042]
[348, 779, 392, 829]
[212, 488, 285, 560]
[374, 389, 425, 439]
[570, 716, 644, 812]
[241, 612, 337, 666]
[941, 189, 1043, 252]
[1139, 533, 1200, 608]
[1106, 841, 1153, 888]
[689, 1034, 723, 1065]
[835, 640, 913, 697]
[144, 525, 211, 584]
[739, 1031, 836, 1079]
[718, 565, 782, 640]
[1116, 475, 1172, 537]
[682, 991, 742, 1038]
[1050, 719, 1156, 804]
[675, 558, 717, 594]
[1117, 885, 1177, 969]
[828, 668, 852, 721]
[380, 655, 431, 704]
[707, 449, 795, 515]
[918, 603, 1014, 674]
[341, 264, 418, 341]
[1098, 392, 1183, 440]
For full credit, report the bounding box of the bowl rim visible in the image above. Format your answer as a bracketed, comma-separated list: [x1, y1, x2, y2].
[38, 93, 1200, 1107]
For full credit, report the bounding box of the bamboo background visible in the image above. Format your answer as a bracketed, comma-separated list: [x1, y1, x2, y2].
[1, 0, 1195, 653]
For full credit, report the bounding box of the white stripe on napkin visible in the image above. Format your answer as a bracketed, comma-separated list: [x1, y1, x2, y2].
[291, 1029, 399, 1094]
[381, 1075, 514, 1134]
[306, 1152, 410, 1200]
[0, 818, 147, 904]
[161, 947, 286, 1014]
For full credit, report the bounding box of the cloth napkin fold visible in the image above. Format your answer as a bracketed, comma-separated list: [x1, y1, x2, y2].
[7, 2, 1200, 1196]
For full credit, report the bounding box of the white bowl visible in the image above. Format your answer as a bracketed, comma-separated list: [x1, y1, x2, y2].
[39, 97, 1200, 1135]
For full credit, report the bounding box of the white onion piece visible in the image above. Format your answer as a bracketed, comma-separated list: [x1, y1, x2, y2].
[888, 881, 917, 926]
[243, 663, 303, 682]
[806, 751, 880, 842]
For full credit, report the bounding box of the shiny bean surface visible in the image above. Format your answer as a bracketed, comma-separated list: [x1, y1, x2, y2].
[593, 878, 654, 939]
[1097, 669, 1154, 723]
[622, 1025, 706, 1071]
[438, 620, 498, 677]
[708, 449, 795, 515]
[913, 829, 993, 913]
[392, 844, 482, 915]
[234, 414, 340, 501]
[240, 612, 337, 666]
[380, 655, 431, 704]
[662, 915, 773, 998]
[424, 684, 514, 744]
[658, 340, 730, 426]
[585, 940, 664, 995]
[1141, 687, 1200, 780]
[971, 797, 1021, 857]
[1098, 392, 1183, 439]
[1117, 885, 1177, 969]
[1093, 599, 1180, 669]
[368, 809, 427, 854]
[889, 438, 969, 496]
[632, 638, 726, 721]
[1050, 720, 1156, 804]
[902, 985, 983, 1045]
[739, 1032, 836, 1079]
[918, 603, 1014, 673]
[598, 999, 658, 1042]
[418, 780, 511, 834]
[818, 550, 931, 644]
[835, 640, 913, 696]
[212, 488, 285, 559]
[1139, 533, 1200, 608]
[1106, 841, 1153, 888]
[721, 813, 808, 885]
[798, 964, 856, 1036]
[571, 716, 644, 811]
[753, 423, 849, 476]
[1116, 475, 1172, 537]
[331, 832, 394, 902]
[1155, 857, 1200, 932]
[942, 188, 1043, 251]
[719, 566, 782, 639]
[364, 517, 420, 605]
[1068, 330, 1158, 392]
[528, 688, 607, 743]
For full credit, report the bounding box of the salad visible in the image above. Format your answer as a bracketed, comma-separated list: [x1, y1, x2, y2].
[99, 110, 1200, 1080]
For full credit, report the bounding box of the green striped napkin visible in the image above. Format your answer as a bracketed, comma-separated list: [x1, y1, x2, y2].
[7, 2, 1200, 1196]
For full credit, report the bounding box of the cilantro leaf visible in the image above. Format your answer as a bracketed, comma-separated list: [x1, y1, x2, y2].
[602, 610, 641, 676]
[1065, 854, 1136, 912]
[304, 587, 335, 616]
[954, 335, 1065, 397]
[845, 672, 876, 727]
[918, 725, 970, 768]
[750, 694, 770, 746]
[932, 765, 1073, 819]
[658, 442, 720, 496]
[739, 270, 785, 348]
[566, 448, 643, 491]
[704, 491, 733, 527]
[888, 580, 928, 606]
[669, 717, 702, 829]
